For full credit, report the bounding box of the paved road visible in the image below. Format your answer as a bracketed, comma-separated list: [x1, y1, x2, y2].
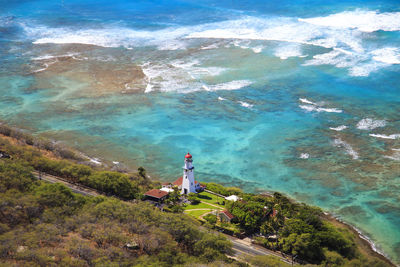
[224, 235, 294, 265]
[33, 171, 100, 197]
[33, 171, 295, 265]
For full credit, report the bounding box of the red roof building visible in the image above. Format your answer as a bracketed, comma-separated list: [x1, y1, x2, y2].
[219, 210, 235, 222]
[144, 189, 169, 201]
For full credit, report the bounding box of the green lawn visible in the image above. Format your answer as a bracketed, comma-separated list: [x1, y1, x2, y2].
[185, 209, 213, 218]
[183, 202, 222, 210]
[197, 191, 225, 208]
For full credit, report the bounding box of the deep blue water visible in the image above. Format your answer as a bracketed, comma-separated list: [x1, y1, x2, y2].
[1, 0, 400, 263]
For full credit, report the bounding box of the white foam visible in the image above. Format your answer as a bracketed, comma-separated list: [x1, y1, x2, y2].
[384, 149, 400, 160]
[299, 153, 309, 159]
[275, 43, 304, 59]
[238, 101, 253, 108]
[383, 154, 400, 161]
[200, 43, 220, 50]
[333, 138, 359, 159]
[252, 46, 264, 53]
[356, 118, 386, 130]
[299, 10, 400, 33]
[24, 23, 190, 50]
[299, 98, 316, 105]
[299, 105, 342, 113]
[90, 158, 101, 165]
[31, 53, 78, 61]
[112, 161, 119, 164]
[141, 60, 229, 93]
[208, 80, 252, 91]
[218, 96, 226, 101]
[22, 10, 400, 77]
[371, 47, 400, 64]
[330, 125, 348, 131]
[369, 133, 400, 140]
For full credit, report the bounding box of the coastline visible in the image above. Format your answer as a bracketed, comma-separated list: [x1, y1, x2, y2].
[0, 123, 396, 266]
[322, 213, 396, 267]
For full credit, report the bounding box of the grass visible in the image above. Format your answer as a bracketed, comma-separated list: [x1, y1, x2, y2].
[197, 192, 225, 208]
[183, 202, 223, 210]
[185, 209, 214, 218]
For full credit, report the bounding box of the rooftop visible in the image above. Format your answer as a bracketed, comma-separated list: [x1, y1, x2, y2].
[144, 189, 169, 199]
[220, 210, 235, 220]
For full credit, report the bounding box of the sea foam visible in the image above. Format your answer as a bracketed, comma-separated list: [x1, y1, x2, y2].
[299, 153, 310, 159]
[23, 10, 400, 77]
[330, 125, 348, 131]
[333, 138, 359, 160]
[275, 44, 304, 59]
[299, 10, 400, 33]
[369, 133, 400, 140]
[238, 101, 254, 108]
[356, 118, 386, 130]
[298, 98, 342, 113]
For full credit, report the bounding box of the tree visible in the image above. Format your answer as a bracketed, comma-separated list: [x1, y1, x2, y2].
[138, 167, 146, 179]
[0, 160, 35, 193]
[204, 214, 217, 226]
[187, 193, 200, 204]
[280, 233, 324, 263]
[35, 183, 75, 208]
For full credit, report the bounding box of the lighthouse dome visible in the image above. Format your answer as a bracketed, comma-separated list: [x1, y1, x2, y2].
[185, 153, 192, 159]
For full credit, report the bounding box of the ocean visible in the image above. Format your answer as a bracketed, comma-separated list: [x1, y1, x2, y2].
[1, 0, 400, 263]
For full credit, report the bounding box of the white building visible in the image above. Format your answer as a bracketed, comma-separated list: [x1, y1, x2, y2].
[181, 152, 197, 194]
[161, 152, 202, 194]
[225, 195, 240, 202]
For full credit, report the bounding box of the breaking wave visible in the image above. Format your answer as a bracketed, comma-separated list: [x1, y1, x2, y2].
[356, 118, 386, 130]
[298, 98, 342, 113]
[299, 10, 400, 33]
[369, 133, 400, 140]
[330, 125, 348, 131]
[21, 9, 400, 76]
[333, 138, 359, 159]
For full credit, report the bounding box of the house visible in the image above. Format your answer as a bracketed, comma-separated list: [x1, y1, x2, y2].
[144, 189, 169, 202]
[225, 195, 240, 202]
[219, 210, 235, 223]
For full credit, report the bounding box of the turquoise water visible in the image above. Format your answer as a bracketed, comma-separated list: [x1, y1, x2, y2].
[1, 0, 400, 263]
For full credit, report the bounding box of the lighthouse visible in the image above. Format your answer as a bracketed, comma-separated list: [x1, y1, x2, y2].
[181, 152, 196, 195]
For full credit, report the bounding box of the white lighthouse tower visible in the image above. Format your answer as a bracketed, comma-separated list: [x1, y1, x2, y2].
[181, 152, 196, 195]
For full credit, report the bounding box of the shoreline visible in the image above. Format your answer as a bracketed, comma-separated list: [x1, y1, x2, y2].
[322, 213, 396, 267]
[0, 123, 397, 266]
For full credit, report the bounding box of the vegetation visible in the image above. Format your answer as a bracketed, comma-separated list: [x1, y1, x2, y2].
[224, 192, 390, 266]
[203, 183, 242, 196]
[0, 133, 156, 200]
[197, 191, 225, 207]
[0, 158, 235, 266]
[184, 209, 213, 218]
[244, 255, 291, 267]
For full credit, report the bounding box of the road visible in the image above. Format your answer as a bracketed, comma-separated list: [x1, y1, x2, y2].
[33, 171, 295, 265]
[33, 171, 100, 197]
